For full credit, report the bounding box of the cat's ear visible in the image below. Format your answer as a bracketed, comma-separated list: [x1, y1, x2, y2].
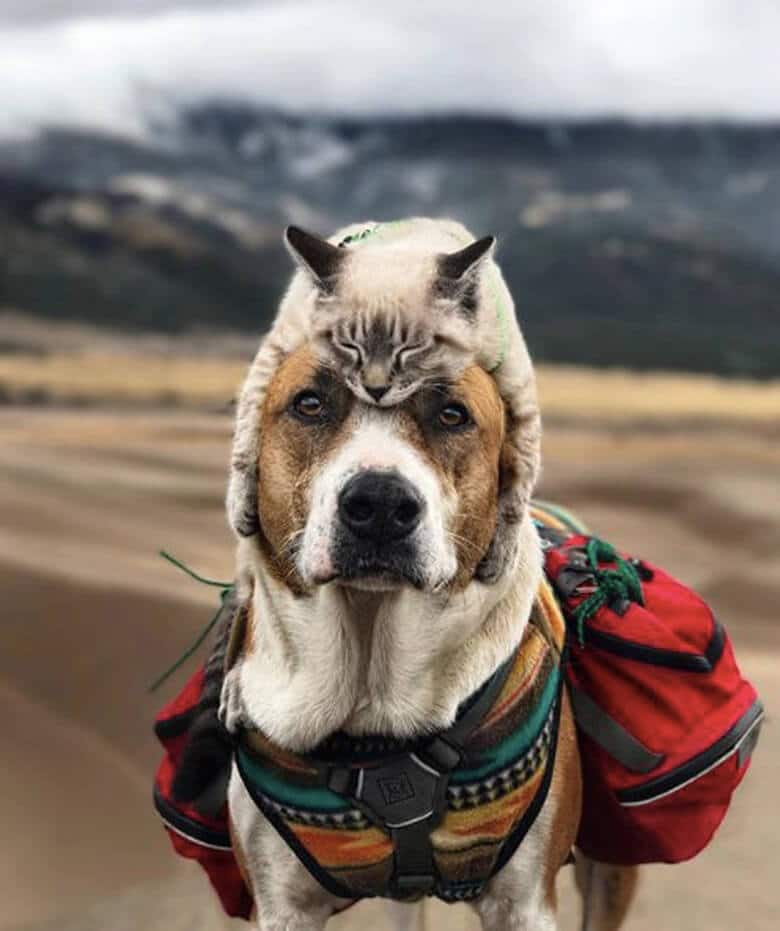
[285, 226, 344, 290]
[438, 235, 496, 281]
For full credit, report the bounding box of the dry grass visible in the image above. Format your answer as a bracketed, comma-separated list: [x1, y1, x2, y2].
[536, 364, 780, 424]
[0, 351, 247, 406]
[0, 347, 778, 424]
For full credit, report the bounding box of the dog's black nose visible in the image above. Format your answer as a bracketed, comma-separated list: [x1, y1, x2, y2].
[338, 471, 424, 542]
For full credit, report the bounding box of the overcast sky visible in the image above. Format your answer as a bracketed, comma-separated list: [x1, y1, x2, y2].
[0, 1, 255, 25]
[1, 0, 779, 138]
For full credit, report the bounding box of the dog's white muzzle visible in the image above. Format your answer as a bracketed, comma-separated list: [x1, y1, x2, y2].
[296, 411, 457, 591]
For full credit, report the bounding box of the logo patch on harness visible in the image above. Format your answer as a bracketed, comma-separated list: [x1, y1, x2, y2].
[378, 773, 415, 806]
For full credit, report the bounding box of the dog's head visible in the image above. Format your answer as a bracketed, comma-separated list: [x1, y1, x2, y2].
[250, 346, 509, 594]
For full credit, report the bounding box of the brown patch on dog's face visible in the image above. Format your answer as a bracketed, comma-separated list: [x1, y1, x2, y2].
[255, 346, 355, 592]
[404, 365, 505, 589]
[254, 345, 507, 593]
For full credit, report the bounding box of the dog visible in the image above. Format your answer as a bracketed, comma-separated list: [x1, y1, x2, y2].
[218, 264, 637, 930]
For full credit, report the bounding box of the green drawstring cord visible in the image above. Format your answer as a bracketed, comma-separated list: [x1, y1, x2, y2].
[570, 539, 644, 648]
[147, 551, 234, 693]
[157, 550, 232, 589]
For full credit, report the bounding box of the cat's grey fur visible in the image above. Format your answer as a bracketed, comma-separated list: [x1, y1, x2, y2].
[227, 217, 540, 582]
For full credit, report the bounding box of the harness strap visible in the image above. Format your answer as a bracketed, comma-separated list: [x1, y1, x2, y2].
[377, 648, 517, 897]
[423, 646, 517, 769]
[391, 821, 439, 897]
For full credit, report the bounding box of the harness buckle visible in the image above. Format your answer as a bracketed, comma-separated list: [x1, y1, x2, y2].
[422, 736, 462, 772]
[353, 752, 446, 830]
[392, 873, 436, 898]
[326, 766, 353, 795]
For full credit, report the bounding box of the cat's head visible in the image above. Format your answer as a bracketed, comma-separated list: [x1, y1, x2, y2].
[284, 225, 496, 407]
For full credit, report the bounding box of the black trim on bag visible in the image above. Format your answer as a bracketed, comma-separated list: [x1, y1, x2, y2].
[582, 618, 726, 672]
[154, 707, 199, 741]
[616, 699, 764, 807]
[153, 785, 233, 850]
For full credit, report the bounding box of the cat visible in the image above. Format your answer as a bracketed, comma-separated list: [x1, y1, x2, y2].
[227, 217, 541, 583]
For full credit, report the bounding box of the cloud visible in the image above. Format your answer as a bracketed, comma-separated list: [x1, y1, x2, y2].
[0, 1, 254, 27]
[1, 0, 778, 138]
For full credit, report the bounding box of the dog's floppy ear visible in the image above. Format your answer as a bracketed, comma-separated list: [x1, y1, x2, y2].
[227, 341, 279, 539]
[438, 235, 495, 281]
[228, 389, 262, 538]
[476, 386, 541, 584]
[285, 226, 345, 290]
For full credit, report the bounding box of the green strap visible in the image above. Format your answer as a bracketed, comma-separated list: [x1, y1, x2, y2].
[147, 550, 234, 692]
[339, 221, 407, 246]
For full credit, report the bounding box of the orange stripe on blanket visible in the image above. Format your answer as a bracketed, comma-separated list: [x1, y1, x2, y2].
[530, 505, 568, 531]
[536, 579, 566, 650]
[289, 823, 393, 869]
[476, 633, 548, 731]
[431, 766, 547, 851]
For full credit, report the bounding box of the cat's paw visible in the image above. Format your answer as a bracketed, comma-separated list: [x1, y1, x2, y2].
[475, 491, 525, 584]
[475, 514, 519, 584]
[227, 466, 259, 538]
[219, 666, 247, 735]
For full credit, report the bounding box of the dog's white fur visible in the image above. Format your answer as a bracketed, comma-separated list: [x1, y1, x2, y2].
[296, 411, 457, 592]
[223, 433, 543, 751]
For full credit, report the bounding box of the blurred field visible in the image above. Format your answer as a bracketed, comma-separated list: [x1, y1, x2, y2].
[2, 348, 780, 433]
[1, 350, 778, 930]
[3, 307, 780, 422]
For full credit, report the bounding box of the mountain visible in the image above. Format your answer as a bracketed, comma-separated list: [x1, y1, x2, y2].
[2, 109, 780, 375]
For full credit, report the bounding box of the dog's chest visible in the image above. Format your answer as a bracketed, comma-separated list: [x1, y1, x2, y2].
[233, 617, 563, 904]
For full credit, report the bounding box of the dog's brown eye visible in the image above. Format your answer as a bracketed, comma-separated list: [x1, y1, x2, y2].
[293, 391, 324, 419]
[438, 403, 470, 429]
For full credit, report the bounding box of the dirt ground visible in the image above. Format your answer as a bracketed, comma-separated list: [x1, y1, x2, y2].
[1, 406, 777, 930]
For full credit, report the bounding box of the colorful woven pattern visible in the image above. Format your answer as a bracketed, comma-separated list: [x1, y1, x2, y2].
[236, 580, 565, 901]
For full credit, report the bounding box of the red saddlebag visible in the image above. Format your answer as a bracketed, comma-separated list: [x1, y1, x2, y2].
[544, 533, 763, 865]
[153, 666, 252, 920]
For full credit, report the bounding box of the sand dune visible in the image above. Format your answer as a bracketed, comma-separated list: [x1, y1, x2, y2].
[1, 407, 777, 930]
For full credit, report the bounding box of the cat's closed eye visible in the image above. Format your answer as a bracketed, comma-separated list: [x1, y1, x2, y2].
[336, 340, 364, 366]
[393, 343, 428, 372]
